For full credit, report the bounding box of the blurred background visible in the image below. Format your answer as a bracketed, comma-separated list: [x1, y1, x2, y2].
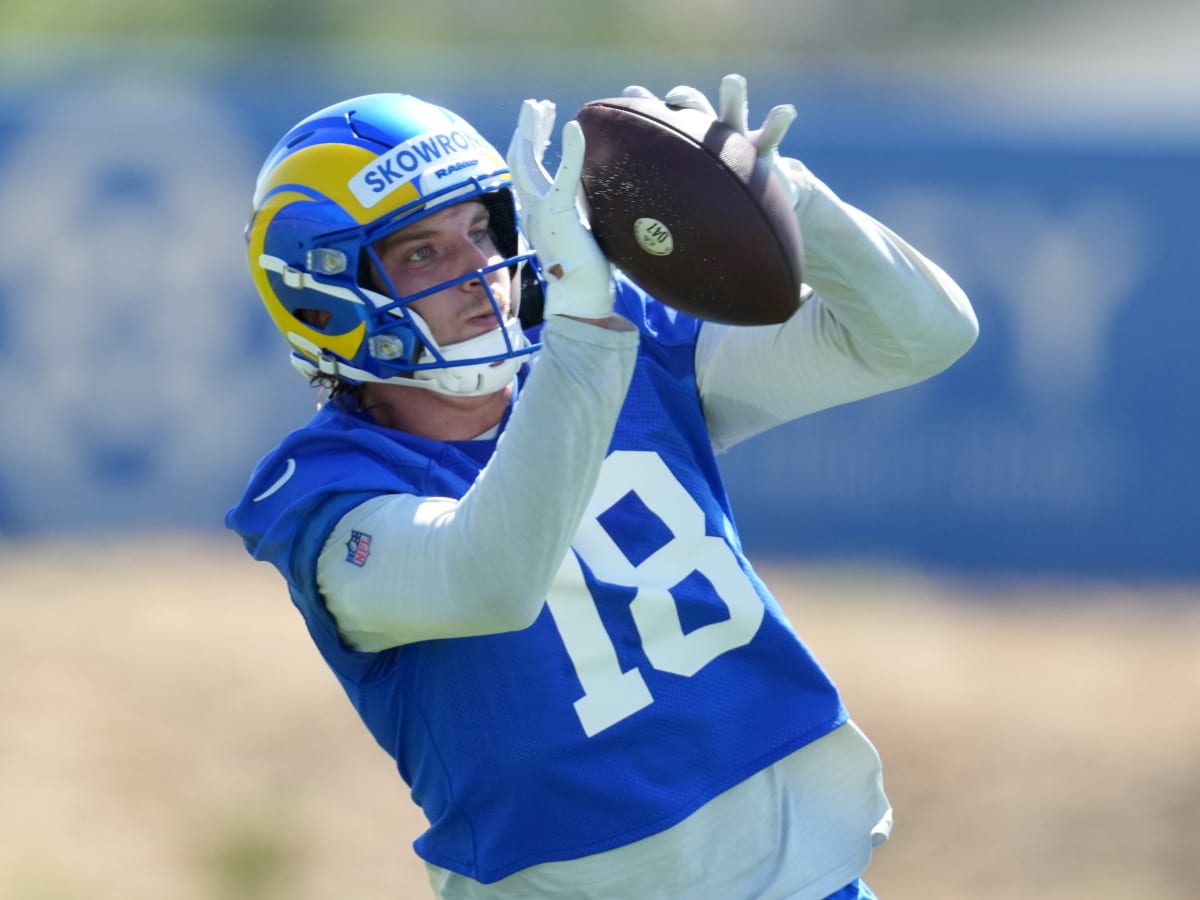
[1, 1, 1197, 898]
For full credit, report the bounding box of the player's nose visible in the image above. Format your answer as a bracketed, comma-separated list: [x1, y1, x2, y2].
[458, 241, 495, 289]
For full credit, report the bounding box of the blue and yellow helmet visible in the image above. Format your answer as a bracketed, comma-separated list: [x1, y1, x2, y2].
[246, 93, 540, 395]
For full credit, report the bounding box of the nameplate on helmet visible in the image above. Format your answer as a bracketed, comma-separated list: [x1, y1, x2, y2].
[348, 128, 492, 209]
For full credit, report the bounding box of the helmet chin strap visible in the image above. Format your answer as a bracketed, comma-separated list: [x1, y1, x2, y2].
[403, 316, 530, 396]
[368, 282, 532, 397]
[286, 311, 530, 398]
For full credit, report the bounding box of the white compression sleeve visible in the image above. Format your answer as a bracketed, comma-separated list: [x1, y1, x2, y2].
[315, 316, 639, 651]
[696, 159, 978, 453]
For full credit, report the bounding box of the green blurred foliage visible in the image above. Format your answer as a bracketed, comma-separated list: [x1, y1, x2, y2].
[1, 0, 1047, 53]
[201, 811, 298, 900]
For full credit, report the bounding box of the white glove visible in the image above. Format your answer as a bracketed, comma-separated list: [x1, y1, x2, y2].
[624, 73, 802, 209]
[506, 99, 615, 320]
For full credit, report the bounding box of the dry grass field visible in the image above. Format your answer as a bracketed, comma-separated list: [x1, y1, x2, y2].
[1, 536, 1197, 900]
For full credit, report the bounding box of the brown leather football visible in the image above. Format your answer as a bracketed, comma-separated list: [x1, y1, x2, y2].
[575, 96, 804, 326]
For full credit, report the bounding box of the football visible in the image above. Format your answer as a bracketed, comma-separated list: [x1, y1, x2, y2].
[575, 96, 804, 326]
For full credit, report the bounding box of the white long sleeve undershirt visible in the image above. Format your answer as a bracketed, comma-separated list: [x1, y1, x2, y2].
[698, 157, 978, 454]
[311, 158, 975, 899]
[319, 315, 639, 651]
[318, 160, 977, 652]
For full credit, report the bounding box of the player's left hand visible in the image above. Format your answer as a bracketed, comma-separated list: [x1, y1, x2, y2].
[506, 99, 616, 321]
[623, 74, 800, 209]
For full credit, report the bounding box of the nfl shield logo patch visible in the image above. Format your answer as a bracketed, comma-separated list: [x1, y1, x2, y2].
[345, 530, 372, 567]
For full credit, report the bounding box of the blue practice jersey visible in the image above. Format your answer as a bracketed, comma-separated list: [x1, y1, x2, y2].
[227, 277, 848, 883]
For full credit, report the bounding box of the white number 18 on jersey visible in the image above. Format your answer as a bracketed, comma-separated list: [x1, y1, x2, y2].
[546, 451, 765, 736]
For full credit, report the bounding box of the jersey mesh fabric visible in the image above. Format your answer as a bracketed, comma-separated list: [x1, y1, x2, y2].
[227, 277, 849, 883]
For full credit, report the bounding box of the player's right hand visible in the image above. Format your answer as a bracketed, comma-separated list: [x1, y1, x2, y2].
[625, 74, 801, 210]
[507, 99, 615, 321]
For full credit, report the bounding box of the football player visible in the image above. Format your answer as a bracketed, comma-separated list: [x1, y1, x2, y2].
[227, 74, 978, 899]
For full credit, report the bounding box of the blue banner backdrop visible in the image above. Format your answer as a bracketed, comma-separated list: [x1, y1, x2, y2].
[0, 56, 1194, 579]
